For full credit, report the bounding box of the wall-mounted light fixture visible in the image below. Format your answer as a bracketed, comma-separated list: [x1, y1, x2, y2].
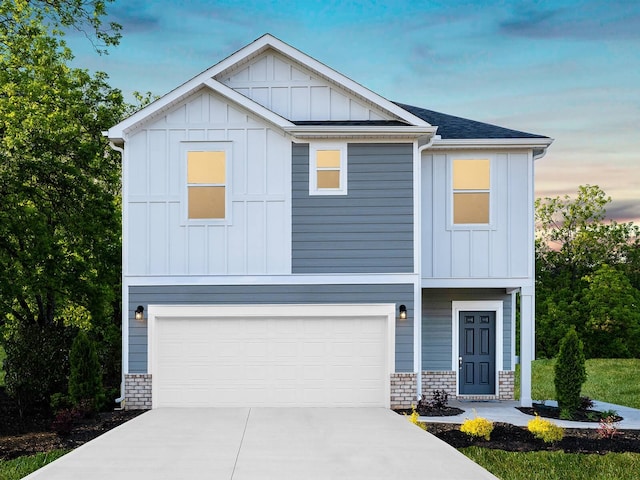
[135, 305, 145, 321]
[399, 304, 407, 320]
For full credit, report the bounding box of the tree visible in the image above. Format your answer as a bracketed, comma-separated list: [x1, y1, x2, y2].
[69, 330, 105, 411]
[535, 185, 640, 358]
[0, 0, 124, 412]
[554, 327, 587, 418]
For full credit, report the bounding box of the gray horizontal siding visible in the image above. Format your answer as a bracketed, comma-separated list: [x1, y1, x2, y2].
[422, 289, 512, 371]
[292, 143, 414, 273]
[128, 283, 414, 374]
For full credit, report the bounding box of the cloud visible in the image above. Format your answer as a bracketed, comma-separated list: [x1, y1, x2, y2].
[499, 2, 640, 40]
[110, 4, 162, 34]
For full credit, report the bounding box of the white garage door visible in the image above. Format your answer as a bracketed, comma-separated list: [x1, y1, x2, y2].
[148, 304, 395, 408]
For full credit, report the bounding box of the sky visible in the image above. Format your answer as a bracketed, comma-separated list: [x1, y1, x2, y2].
[67, 0, 640, 224]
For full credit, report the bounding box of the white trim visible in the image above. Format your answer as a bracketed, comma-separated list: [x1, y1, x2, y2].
[431, 138, 553, 149]
[309, 142, 348, 195]
[451, 300, 503, 397]
[421, 277, 532, 289]
[413, 140, 422, 399]
[287, 126, 436, 140]
[147, 303, 395, 408]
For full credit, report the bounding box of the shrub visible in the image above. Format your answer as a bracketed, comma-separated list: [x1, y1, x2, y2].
[416, 390, 450, 412]
[461, 415, 494, 440]
[579, 396, 594, 411]
[405, 406, 427, 431]
[598, 415, 620, 439]
[527, 415, 564, 443]
[2, 323, 74, 417]
[68, 331, 105, 412]
[51, 408, 81, 436]
[554, 326, 587, 416]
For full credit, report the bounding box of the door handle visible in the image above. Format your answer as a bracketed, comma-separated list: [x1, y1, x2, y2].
[458, 356, 463, 369]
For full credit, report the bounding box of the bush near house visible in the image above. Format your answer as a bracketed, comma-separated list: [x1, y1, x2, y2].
[554, 326, 587, 418]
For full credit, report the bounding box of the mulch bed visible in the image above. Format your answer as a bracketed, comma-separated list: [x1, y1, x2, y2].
[517, 402, 623, 423]
[427, 422, 640, 454]
[0, 387, 143, 461]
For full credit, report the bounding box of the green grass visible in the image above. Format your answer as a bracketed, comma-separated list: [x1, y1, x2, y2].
[462, 448, 640, 480]
[515, 358, 640, 408]
[0, 450, 68, 480]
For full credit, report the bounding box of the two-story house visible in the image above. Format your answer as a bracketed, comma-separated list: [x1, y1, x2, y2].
[106, 34, 551, 410]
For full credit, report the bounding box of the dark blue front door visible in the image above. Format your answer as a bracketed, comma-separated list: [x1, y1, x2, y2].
[459, 311, 496, 395]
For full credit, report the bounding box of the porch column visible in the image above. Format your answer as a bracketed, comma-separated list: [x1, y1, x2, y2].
[520, 287, 534, 407]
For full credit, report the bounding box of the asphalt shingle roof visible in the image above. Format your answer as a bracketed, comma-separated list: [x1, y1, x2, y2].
[395, 102, 548, 140]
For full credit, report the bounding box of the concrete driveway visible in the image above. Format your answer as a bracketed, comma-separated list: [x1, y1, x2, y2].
[25, 408, 496, 479]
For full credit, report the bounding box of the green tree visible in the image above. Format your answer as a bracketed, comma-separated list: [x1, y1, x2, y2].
[581, 264, 640, 358]
[69, 330, 105, 410]
[0, 0, 124, 412]
[535, 185, 640, 358]
[554, 327, 587, 417]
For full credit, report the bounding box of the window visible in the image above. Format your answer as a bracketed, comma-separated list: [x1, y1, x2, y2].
[453, 159, 490, 224]
[309, 144, 347, 195]
[187, 150, 226, 220]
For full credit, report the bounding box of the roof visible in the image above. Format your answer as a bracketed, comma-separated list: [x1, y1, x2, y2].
[394, 102, 548, 140]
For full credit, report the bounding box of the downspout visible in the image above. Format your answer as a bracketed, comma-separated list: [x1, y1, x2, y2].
[412, 134, 439, 400]
[108, 140, 126, 407]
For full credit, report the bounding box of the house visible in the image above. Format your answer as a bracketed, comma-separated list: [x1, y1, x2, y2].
[106, 34, 552, 410]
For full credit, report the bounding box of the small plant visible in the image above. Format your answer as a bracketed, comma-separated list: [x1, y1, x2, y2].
[404, 405, 427, 431]
[559, 408, 574, 420]
[51, 408, 81, 436]
[527, 415, 564, 443]
[598, 415, 620, 439]
[460, 412, 493, 440]
[600, 409, 619, 419]
[416, 390, 450, 412]
[579, 396, 594, 411]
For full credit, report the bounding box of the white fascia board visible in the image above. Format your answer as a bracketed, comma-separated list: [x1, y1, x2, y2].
[429, 138, 554, 150]
[124, 273, 420, 287]
[106, 77, 295, 141]
[212, 34, 432, 127]
[421, 277, 534, 289]
[286, 125, 437, 140]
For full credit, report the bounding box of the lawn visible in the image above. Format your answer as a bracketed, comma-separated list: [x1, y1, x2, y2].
[516, 358, 640, 409]
[462, 448, 640, 480]
[0, 450, 68, 480]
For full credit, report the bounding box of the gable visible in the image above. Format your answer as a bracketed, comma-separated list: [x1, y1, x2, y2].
[215, 49, 397, 122]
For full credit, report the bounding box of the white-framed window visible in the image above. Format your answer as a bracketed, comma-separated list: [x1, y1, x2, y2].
[181, 142, 231, 223]
[309, 143, 347, 195]
[452, 158, 491, 225]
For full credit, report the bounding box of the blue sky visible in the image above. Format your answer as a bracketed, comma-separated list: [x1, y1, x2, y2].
[67, 0, 640, 223]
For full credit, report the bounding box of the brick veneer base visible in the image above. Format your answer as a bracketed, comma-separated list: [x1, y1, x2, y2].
[390, 373, 417, 409]
[421, 371, 457, 399]
[124, 374, 152, 410]
[498, 370, 515, 400]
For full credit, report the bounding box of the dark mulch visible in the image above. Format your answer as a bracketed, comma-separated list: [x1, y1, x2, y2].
[395, 406, 465, 417]
[0, 387, 143, 461]
[517, 403, 623, 423]
[427, 422, 640, 454]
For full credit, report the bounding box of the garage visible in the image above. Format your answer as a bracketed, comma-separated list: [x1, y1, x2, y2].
[147, 304, 395, 408]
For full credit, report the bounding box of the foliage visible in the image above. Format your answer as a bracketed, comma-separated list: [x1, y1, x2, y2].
[554, 327, 587, 416]
[527, 415, 564, 443]
[598, 416, 620, 439]
[416, 389, 449, 411]
[0, 344, 5, 387]
[535, 185, 640, 358]
[0, 0, 125, 412]
[404, 406, 427, 431]
[2, 323, 74, 416]
[461, 448, 640, 480]
[460, 414, 494, 440]
[51, 408, 82, 435]
[0, 450, 69, 480]
[68, 330, 104, 411]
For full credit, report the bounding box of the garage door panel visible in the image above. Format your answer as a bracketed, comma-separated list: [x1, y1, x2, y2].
[153, 311, 390, 407]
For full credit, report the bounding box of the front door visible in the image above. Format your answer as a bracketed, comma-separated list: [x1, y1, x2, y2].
[458, 311, 495, 395]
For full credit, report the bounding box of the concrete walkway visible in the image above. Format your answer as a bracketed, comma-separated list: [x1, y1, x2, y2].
[420, 400, 640, 429]
[25, 408, 497, 480]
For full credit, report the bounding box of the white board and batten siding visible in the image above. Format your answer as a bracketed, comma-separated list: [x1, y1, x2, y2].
[421, 151, 533, 281]
[125, 89, 291, 276]
[216, 50, 394, 122]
